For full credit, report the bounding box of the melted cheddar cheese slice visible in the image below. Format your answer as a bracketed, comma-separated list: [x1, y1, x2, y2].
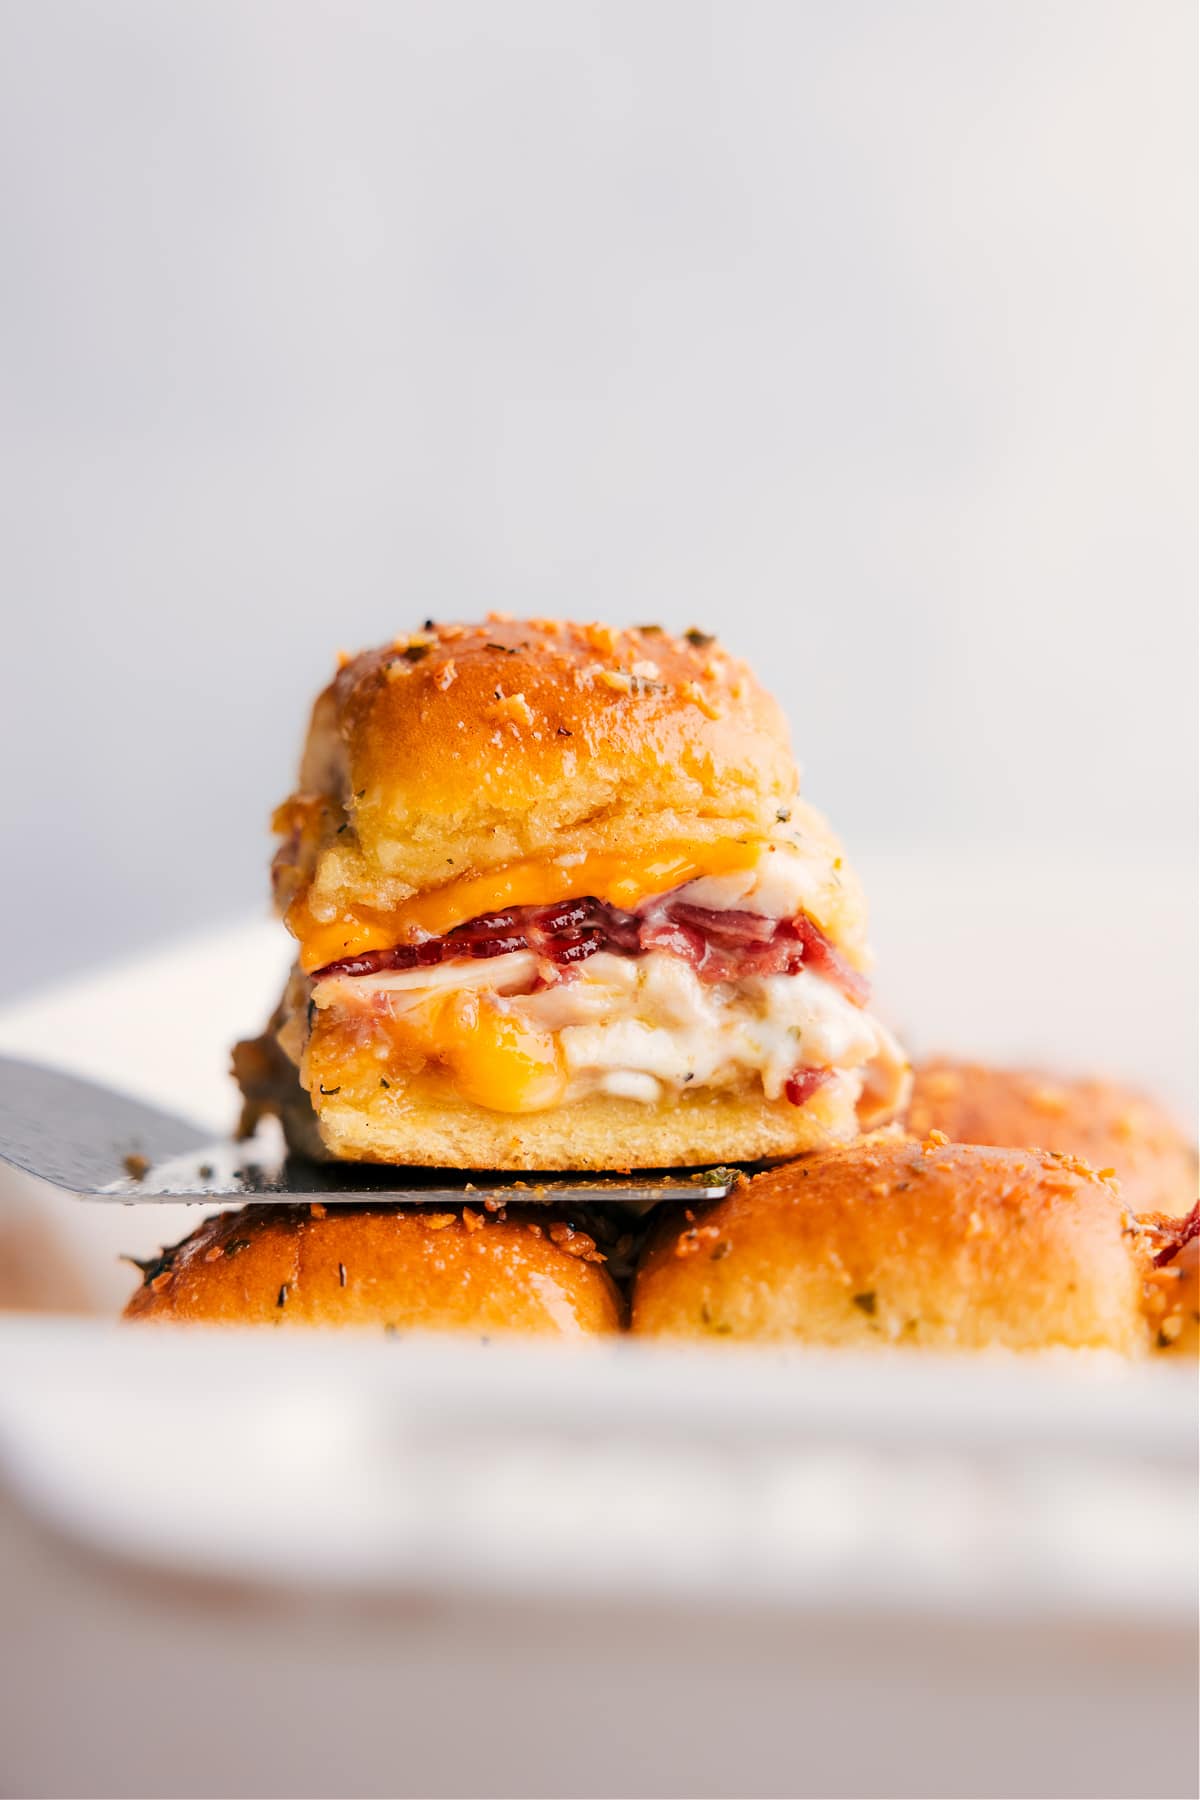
[426, 994, 567, 1113]
[291, 839, 762, 974]
[311, 991, 567, 1115]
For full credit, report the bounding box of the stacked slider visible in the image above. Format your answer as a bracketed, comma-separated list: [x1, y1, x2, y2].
[125, 620, 1195, 1352]
[130, 618, 908, 1335]
[238, 618, 908, 1170]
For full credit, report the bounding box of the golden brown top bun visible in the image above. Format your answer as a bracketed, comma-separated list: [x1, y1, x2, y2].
[123, 1203, 623, 1335]
[907, 1061, 1197, 1219]
[271, 620, 867, 964]
[631, 1137, 1149, 1352]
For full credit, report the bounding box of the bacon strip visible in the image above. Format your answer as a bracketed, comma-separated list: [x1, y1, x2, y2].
[1152, 1202, 1200, 1269]
[784, 1067, 833, 1109]
[313, 894, 868, 1005]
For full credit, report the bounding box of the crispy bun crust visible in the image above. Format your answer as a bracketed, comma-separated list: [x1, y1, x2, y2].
[278, 621, 873, 951]
[123, 1203, 623, 1333]
[631, 1138, 1149, 1352]
[908, 1061, 1197, 1219]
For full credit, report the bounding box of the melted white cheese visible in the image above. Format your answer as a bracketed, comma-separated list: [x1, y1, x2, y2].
[314, 947, 909, 1113]
[676, 842, 837, 921]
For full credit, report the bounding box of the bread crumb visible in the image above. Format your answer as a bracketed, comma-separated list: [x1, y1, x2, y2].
[1043, 1148, 1100, 1182]
[489, 691, 534, 727]
[462, 1207, 483, 1232]
[923, 1129, 950, 1150]
[674, 1223, 721, 1259]
[597, 668, 633, 694]
[547, 1221, 605, 1263]
[123, 1153, 150, 1180]
[434, 658, 458, 691]
[582, 622, 618, 655]
[682, 680, 725, 720]
[424, 1213, 456, 1230]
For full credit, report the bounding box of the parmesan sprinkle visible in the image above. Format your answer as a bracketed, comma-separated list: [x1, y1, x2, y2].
[490, 691, 534, 727]
[683, 680, 725, 720]
[583, 622, 619, 655]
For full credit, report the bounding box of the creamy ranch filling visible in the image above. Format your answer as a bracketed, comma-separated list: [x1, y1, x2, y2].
[312, 948, 907, 1115]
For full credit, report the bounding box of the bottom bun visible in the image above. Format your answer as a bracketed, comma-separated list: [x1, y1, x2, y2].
[123, 1203, 623, 1334]
[233, 1020, 870, 1169]
[306, 1076, 864, 1170]
[631, 1136, 1151, 1353]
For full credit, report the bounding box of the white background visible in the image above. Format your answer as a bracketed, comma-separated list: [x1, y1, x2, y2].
[0, 0, 1194, 1029]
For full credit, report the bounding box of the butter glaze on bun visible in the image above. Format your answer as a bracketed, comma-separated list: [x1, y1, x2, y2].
[907, 1061, 1197, 1219]
[631, 1137, 1150, 1353]
[123, 1203, 623, 1334]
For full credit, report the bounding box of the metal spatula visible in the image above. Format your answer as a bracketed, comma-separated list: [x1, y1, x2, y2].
[0, 1055, 742, 1207]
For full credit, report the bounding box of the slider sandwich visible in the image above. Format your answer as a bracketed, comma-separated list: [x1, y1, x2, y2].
[631, 1135, 1198, 1356]
[906, 1061, 1197, 1219]
[124, 1203, 624, 1334]
[236, 620, 909, 1169]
